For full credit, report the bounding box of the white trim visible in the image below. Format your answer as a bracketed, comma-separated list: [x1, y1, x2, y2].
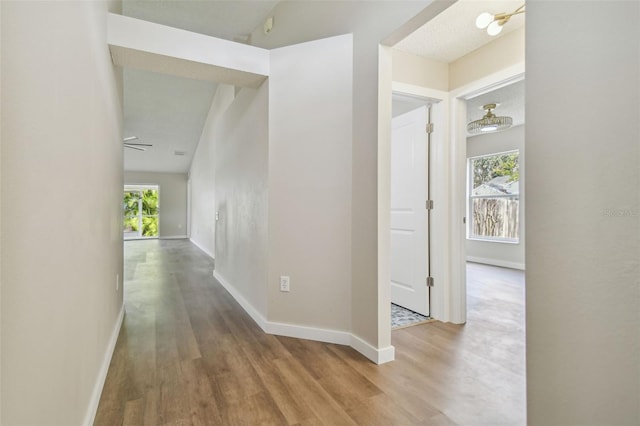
[213, 270, 390, 364]
[350, 334, 395, 365]
[190, 238, 214, 259]
[186, 179, 191, 238]
[451, 64, 525, 100]
[467, 256, 525, 271]
[123, 236, 158, 241]
[123, 184, 159, 192]
[83, 304, 125, 426]
[266, 321, 351, 346]
[392, 82, 448, 103]
[390, 81, 450, 324]
[449, 97, 468, 324]
[448, 62, 526, 325]
[213, 270, 268, 329]
[159, 235, 188, 240]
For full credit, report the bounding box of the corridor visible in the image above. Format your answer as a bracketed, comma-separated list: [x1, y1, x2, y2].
[95, 240, 525, 425]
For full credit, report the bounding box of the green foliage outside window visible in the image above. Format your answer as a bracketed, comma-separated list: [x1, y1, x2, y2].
[123, 189, 159, 237]
[471, 152, 519, 189]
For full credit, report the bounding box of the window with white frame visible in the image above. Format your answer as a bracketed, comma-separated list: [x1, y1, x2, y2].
[468, 150, 519, 242]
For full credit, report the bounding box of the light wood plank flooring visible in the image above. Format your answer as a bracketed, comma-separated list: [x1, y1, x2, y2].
[95, 240, 525, 425]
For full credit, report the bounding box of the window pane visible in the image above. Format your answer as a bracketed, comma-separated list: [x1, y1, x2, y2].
[123, 216, 138, 232]
[471, 152, 519, 195]
[141, 216, 158, 237]
[123, 191, 140, 216]
[141, 190, 159, 215]
[471, 197, 519, 240]
[469, 150, 520, 242]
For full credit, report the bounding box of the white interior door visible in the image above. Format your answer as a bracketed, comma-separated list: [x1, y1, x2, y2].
[390, 106, 429, 316]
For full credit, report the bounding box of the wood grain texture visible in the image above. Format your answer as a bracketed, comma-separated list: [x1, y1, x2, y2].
[95, 241, 525, 425]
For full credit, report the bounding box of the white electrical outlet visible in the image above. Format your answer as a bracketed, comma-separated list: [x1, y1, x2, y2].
[280, 276, 290, 292]
[116, 273, 119, 291]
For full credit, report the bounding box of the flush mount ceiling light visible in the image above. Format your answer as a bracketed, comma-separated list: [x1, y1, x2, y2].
[467, 103, 513, 134]
[476, 4, 525, 36]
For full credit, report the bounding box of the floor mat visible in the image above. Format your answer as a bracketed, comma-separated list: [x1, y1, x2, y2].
[391, 303, 432, 329]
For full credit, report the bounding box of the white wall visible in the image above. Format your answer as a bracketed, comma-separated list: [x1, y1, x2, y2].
[189, 85, 235, 258]
[214, 84, 269, 317]
[251, 0, 430, 350]
[1, 1, 124, 424]
[392, 49, 448, 92]
[268, 35, 353, 331]
[526, 2, 639, 425]
[449, 27, 524, 91]
[124, 171, 188, 238]
[466, 125, 525, 269]
[0, 2, 3, 418]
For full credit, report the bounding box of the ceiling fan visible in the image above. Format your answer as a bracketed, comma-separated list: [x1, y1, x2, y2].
[123, 136, 152, 152]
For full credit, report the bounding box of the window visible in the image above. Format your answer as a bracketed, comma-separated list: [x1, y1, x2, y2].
[123, 185, 159, 239]
[468, 151, 519, 242]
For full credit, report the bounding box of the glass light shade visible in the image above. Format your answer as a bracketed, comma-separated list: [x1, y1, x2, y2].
[467, 115, 512, 134]
[475, 12, 494, 29]
[487, 20, 504, 36]
[467, 104, 513, 134]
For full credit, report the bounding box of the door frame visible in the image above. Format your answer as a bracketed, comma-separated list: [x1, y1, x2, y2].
[390, 82, 449, 322]
[389, 101, 430, 316]
[449, 63, 525, 324]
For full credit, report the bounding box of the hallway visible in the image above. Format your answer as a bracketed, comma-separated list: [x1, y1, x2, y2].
[95, 240, 525, 425]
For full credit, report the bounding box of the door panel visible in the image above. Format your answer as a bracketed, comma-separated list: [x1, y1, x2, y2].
[390, 106, 429, 316]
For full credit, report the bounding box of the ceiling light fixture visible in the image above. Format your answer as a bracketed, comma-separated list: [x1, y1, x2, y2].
[476, 4, 525, 36]
[123, 136, 153, 151]
[467, 103, 513, 134]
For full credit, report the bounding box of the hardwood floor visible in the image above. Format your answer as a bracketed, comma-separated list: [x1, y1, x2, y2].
[95, 240, 525, 425]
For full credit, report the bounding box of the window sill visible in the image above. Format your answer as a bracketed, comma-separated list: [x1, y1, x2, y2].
[467, 237, 520, 245]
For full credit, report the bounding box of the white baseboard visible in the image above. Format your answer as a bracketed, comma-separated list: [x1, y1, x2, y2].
[84, 303, 124, 426]
[159, 235, 188, 240]
[466, 256, 525, 270]
[213, 270, 268, 330]
[212, 271, 388, 364]
[190, 238, 215, 259]
[266, 321, 351, 346]
[350, 334, 395, 364]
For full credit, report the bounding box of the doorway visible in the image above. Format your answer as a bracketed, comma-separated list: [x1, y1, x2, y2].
[463, 79, 525, 270]
[123, 185, 160, 240]
[390, 93, 435, 319]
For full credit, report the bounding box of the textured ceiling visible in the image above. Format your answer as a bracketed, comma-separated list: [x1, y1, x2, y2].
[122, 0, 279, 173]
[394, 0, 526, 134]
[123, 0, 279, 41]
[394, 0, 525, 63]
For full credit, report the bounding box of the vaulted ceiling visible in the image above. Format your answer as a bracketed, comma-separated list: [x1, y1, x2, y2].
[122, 1, 278, 173]
[122, 0, 525, 173]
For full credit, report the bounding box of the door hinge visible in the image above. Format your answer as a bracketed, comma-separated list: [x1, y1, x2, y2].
[425, 200, 434, 210]
[426, 123, 434, 134]
[426, 276, 435, 287]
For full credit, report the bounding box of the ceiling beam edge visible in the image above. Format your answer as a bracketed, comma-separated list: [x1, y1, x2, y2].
[107, 13, 269, 87]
